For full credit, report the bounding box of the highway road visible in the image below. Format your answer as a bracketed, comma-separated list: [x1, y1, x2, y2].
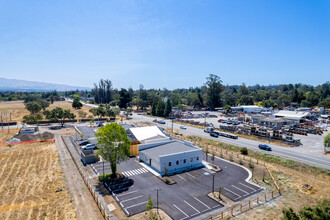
[130, 113, 330, 170]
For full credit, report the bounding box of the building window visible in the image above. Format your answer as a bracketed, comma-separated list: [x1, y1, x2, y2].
[183, 159, 186, 163]
[169, 162, 171, 166]
[176, 160, 179, 165]
[190, 158, 193, 162]
[196, 156, 199, 161]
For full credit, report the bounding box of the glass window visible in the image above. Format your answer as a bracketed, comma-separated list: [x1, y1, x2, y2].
[190, 158, 193, 162]
[183, 159, 186, 163]
[169, 162, 171, 166]
[176, 160, 179, 165]
[197, 156, 199, 161]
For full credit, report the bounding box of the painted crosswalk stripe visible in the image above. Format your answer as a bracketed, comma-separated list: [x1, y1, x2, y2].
[142, 168, 148, 172]
[123, 172, 129, 176]
[135, 169, 142, 174]
[131, 170, 137, 175]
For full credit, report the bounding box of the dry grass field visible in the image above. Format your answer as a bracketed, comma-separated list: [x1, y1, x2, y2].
[0, 142, 76, 220]
[0, 100, 93, 122]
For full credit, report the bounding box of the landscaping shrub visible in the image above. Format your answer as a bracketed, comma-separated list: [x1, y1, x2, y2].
[240, 147, 248, 155]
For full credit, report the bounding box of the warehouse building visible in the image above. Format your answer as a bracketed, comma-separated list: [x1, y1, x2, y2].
[273, 110, 310, 123]
[231, 105, 268, 114]
[139, 140, 203, 176]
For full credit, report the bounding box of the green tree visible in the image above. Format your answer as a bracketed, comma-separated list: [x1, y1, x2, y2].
[205, 74, 223, 110]
[238, 95, 254, 105]
[282, 208, 299, 220]
[156, 100, 165, 117]
[72, 99, 83, 109]
[164, 99, 172, 117]
[43, 107, 75, 127]
[318, 96, 330, 108]
[25, 101, 42, 114]
[240, 147, 248, 155]
[22, 113, 43, 125]
[95, 123, 130, 178]
[151, 102, 157, 116]
[118, 88, 132, 109]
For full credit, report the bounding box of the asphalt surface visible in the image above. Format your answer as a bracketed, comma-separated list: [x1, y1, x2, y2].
[75, 125, 262, 220]
[90, 154, 261, 220]
[130, 113, 330, 170]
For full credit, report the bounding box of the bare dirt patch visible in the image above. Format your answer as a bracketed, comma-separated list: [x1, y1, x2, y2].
[0, 142, 75, 220]
[0, 129, 19, 142]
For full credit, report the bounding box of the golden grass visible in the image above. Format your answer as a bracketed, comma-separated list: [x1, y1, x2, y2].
[0, 142, 75, 219]
[0, 100, 93, 122]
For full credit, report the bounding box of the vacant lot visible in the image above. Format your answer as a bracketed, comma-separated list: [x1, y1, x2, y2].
[0, 142, 75, 220]
[0, 100, 93, 122]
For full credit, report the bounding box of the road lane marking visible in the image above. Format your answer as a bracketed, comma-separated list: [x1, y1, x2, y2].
[231, 185, 249, 196]
[177, 174, 187, 181]
[121, 195, 143, 203]
[173, 204, 189, 218]
[238, 182, 257, 192]
[194, 197, 210, 209]
[125, 201, 148, 210]
[224, 188, 241, 199]
[184, 200, 200, 213]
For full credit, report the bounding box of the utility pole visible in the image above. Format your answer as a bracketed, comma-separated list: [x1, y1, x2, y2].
[155, 188, 161, 215]
[172, 118, 174, 134]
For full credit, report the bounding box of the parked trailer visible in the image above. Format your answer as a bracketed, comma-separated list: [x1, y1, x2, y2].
[218, 132, 238, 139]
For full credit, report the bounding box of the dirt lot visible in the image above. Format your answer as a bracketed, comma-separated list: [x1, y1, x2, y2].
[0, 100, 93, 122]
[0, 142, 75, 220]
[0, 129, 20, 142]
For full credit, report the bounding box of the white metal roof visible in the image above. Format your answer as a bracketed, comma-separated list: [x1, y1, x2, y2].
[129, 126, 167, 142]
[273, 110, 309, 119]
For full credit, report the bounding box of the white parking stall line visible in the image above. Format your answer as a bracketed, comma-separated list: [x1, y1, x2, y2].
[177, 174, 187, 181]
[186, 173, 196, 179]
[90, 164, 99, 175]
[125, 201, 148, 210]
[213, 204, 221, 209]
[124, 208, 129, 215]
[194, 197, 210, 209]
[184, 200, 200, 214]
[232, 185, 249, 196]
[173, 204, 189, 218]
[120, 195, 144, 203]
[116, 190, 139, 198]
[239, 182, 257, 193]
[224, 188, 241, 199]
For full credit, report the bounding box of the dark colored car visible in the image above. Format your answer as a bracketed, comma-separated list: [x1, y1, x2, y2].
[210, 132, 219, 138]
[258, 144, 272, 151]
[78, 140, 90, 146]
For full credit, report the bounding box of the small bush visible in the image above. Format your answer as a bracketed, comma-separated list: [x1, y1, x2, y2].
[239, 159, 243, 165]
[249, 162, 254, 169]
[98, 173, 112, 182]
[229, 155, 234, 162]
[240, 147, 248, 155]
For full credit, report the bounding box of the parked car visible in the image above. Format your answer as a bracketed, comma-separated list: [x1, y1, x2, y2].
[232, 121, 240, 125]
[227, 121, 232, 124]
[258, 144, 272, 151]
[218, 119, 223, 123]
[158, 120, 166, 124]
[81, 144, 98, 150]
[221, 120, 228, 124]
[78, 140, 90, 146]
[210, 132, 219, 138]
[180, 125, 187, 130]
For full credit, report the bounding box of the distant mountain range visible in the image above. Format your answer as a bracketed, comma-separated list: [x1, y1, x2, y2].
[0, 77, 91, 91]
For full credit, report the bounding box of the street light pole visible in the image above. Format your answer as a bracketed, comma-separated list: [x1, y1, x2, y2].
[155, 188, 161, 215]
[212, 174, 215, 195]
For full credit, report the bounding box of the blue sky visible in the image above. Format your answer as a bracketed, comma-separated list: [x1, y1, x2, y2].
[0, 0, 329, 89]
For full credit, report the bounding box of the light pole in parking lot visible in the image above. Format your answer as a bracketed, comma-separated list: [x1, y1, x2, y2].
[155, 188, 161, 215]
[212, 173, 215, 195]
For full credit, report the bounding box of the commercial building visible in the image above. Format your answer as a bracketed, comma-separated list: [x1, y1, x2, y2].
[231, 105, 268, 114]
[273, 110, 310, 123]
[139, 139, 203, 176]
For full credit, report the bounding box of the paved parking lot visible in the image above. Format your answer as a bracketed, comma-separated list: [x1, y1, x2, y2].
[90, 154, 261, 220]
[77, 125, 262, 219]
